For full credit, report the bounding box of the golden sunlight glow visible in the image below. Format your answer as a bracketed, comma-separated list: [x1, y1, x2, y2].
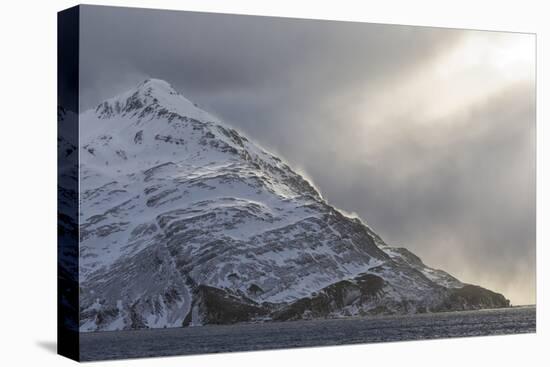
[359, 32, 535, 131]
[438, 32, 535, 84]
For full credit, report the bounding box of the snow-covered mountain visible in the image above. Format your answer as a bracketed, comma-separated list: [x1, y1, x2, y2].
[74, 79, 509, 331]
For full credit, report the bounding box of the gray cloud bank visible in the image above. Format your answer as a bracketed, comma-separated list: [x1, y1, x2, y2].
[80, 5, 536, 304]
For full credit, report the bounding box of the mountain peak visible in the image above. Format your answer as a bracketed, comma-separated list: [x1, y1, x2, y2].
[136, 78, 178, 97]
[139, 78, 172, 87]
[92, 79, 217, 124]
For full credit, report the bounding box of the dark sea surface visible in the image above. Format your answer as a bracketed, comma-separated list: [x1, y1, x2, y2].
[80, 306, 535, 361]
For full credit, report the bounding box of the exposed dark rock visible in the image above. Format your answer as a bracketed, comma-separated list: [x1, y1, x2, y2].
[194, 285, 269, 325]
[435, 285, 510, 311]
[272, 274, 386, 321]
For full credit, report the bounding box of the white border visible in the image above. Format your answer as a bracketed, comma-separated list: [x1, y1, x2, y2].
[0, 1, 546, 366]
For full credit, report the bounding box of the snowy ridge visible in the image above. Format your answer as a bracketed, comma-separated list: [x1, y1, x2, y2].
[76, 79, 509, 331]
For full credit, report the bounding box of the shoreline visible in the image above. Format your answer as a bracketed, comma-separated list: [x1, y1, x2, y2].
[79, 304, 536, 335]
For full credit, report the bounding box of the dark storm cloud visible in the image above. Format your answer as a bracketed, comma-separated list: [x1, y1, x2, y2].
[79, 5, 463, 111]
[79, 5, 535, 304]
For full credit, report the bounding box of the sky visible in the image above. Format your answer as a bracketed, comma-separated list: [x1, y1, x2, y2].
[79, 5, 536, 305]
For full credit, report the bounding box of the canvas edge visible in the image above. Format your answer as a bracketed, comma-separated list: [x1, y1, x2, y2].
[57, 4, 80, 362]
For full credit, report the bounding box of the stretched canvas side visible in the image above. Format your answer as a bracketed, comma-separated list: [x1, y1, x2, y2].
[57, 5, 80, 362]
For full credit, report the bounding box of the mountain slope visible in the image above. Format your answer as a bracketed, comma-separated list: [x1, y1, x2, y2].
[77, 79, 509, 331]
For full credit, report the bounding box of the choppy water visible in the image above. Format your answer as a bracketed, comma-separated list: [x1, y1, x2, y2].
[80, 306, 535, 361]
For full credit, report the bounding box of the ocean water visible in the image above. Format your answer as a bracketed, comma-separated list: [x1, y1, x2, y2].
[80, 306, 535, 361]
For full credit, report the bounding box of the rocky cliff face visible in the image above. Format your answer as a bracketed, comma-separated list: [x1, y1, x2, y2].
[77, 79, 509, 331]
